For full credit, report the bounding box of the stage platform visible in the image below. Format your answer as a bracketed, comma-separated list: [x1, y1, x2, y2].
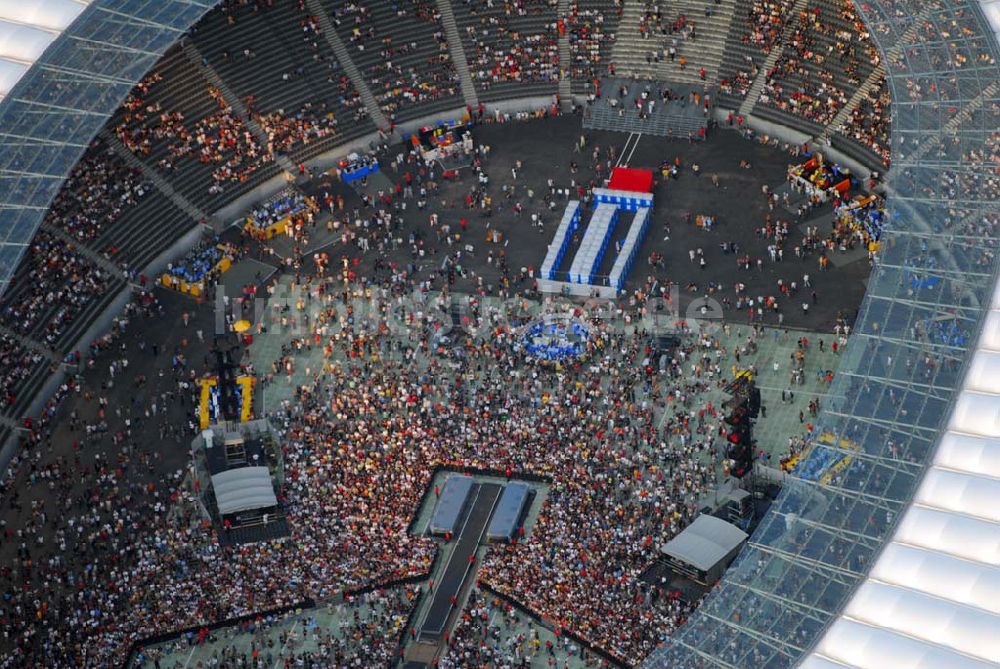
[582, 78, 714, 138]
[419, 482, 502, 640]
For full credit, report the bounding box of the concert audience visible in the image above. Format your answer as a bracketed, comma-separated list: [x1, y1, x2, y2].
[6, 3, 1000, 669]
[43, 140, 150, 244]
[757, 0, 880, 128]
[0, 229, 113, 347]
[568, 0, 621, 83]
[0, 334, 46, 411]
[136, 586, 420, 668]
[838, 76, 891, 165]
[461, 0, 560, 89]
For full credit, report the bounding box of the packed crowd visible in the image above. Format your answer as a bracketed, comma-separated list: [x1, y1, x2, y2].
[6, 3, 1000, 669]
[254, 278, 720, 664]
[0, 229, 114, 348]
[0, 110, 860, 669]
[0, 289, 218, 669]
[43, 139, 150, 245]
[0, 334, 47, 412]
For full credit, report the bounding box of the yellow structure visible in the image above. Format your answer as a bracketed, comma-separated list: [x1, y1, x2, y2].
[237, 375, 254, 423]
[815, 432, 861, 484]
[162, 244, 236, 297]
[198, 377, 217, 429]
[198, 375, 254, 428]
[244, 193, 319, 240]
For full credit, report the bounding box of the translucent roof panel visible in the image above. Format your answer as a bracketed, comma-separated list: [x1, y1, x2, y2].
[0, 0, 90, 31]
[801, 211, 1000, 668]
[981, 0, 1000, 42]
[643, 0, 1000, 666]
[0, 0, 216, 296]
[812, 620, 999, 669]
[0, 58, 26, 95]
[0, 0, 91, 98]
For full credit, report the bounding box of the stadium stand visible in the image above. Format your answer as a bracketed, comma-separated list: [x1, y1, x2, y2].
[190, 0, 376, 159]
[452, 0, 561, 101]
[755, 0, 880, 133]
[716, 0, 797, 107]
[10, 1, 992, 668]
[324, 0, 463, 121]
[567, 0, 622, 93]
[835, 73, 891, 166]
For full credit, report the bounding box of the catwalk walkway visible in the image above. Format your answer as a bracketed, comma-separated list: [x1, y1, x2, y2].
[419, 482, 502, 639]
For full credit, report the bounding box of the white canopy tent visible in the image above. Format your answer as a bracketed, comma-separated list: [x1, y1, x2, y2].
[661, 515, 748, 573]
[210, 466, 278, 515]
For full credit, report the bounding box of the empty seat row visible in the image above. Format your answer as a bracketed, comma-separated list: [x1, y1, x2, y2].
[608, 206, 650, 291]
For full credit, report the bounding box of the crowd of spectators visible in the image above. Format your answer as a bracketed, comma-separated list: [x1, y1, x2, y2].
[371, 51, 461, 118]
[9, 2, 1000, 669]
[191, 87, 273, 189]
[461, 0, 560, 89]
[0, 334, 47, 412]
[440, 587, 605, 667]
[758, 55, 848, 125]
[837, 76, 891, 165]
[255, 102, 341, 154]
[718, 0, 794, 102]
[137, 587, 420, 668]
[0, 229, 114, 348]
[757, 0, 880, 128]
[112, 70, 183, 157]
[567, 0, 621, 85]
[0, 104, 860, 669]
[113, 72, 273, 191]
[720, 59, 758, 99]
[251, 278, 724, 664]
[42, 139, 150, 245]
[742, 0, 794, 52]
[332, 0, 461, 119]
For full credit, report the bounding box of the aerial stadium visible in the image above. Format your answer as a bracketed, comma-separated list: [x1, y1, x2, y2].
[0, 0, 997, 667]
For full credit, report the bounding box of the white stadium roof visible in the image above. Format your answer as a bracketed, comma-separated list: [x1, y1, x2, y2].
[981, 0, 1000, 44]
[800, 246, 1000, 667]
[0, 0, 92, 101]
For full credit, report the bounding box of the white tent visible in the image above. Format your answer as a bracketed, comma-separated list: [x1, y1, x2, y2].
[661, 515, 748, 573]
[210, 466, 278, 515]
